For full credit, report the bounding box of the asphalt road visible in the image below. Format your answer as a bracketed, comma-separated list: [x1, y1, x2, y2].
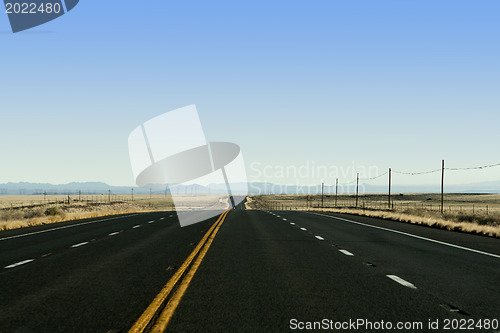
[166, 210, 500, 332]
[0, 211, 219, 332]
[1, 209, 499, 332]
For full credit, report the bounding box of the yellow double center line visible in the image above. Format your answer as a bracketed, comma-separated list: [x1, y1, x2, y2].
[129, 210, 229, 333]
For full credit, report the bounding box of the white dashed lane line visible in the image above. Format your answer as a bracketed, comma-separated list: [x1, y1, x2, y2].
[108, 232, 120, 236]
[71, 242, 88, 248]
[4, 259, 34, 269]
[148, 220, 155, 224]
[0, 214, 141, 241]
[281, 214, 419, 294]
[387, 275, 417, 289]
[311, 212, 500, 260]
[160, 217, 165, 220]
[133, 225, 141, 229]
[339, 249, 354, 256]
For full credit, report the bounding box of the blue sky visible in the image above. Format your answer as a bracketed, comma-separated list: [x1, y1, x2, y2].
[1, 0, 499, 188]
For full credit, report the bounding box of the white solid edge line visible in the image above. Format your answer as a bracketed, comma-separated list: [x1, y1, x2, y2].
[300, 227, 307, 231]
[387, 275, 417, 289]
[133, 225, 141, 229]
[339, 249, 354, 256]
[311, 212, 500, 260]
[0, 213, 142, 241]
[5, 259, 34, 269]
[108, 232, 120, 236]
[71, 242, 88, 248]
[315, 235, 325, 241]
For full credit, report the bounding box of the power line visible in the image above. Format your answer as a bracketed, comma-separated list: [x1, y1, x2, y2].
[329, 161, 499, 187]
[393, 169, 442, 175]
[447, 163, 500, 171]
[390, 162, 500, 175]
[360, 171, 389, 181]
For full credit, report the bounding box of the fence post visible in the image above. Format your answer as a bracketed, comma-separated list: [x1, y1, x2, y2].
[441, 159, 445, 214]
[388, 168, 392, 209]
[355, 173, 359, 208]
[321, 182, 324, 208]
[335, 178, 338, 207]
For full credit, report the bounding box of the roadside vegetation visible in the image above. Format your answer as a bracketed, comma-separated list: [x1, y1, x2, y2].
[0, 195, 175, 231]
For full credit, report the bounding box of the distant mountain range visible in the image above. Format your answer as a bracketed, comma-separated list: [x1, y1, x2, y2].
[0, 180, 499, 195]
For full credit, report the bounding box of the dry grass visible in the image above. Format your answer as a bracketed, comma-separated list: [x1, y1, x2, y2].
[0, 194, 173, 231]
[247, 194, 500, 238]
[0, 202, 158, 231]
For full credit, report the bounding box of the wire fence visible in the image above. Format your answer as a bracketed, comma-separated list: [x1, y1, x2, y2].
[261, 196, 498, 217]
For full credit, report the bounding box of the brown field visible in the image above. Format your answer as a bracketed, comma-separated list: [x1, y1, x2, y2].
[246, 193, 500, 238]
[0, 194, 227, 231]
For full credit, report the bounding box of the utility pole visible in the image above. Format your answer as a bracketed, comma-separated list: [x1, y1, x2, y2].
[355, 173, 359, 208]
[150, 188, 152, 206]
[321, 182, 324, 208]
[108, 189, 111, 203]
[441, 159, 445, 214]
[335, 178, 338, 207]
[131, 188, 134, 202]
[388, 168, 392, 209]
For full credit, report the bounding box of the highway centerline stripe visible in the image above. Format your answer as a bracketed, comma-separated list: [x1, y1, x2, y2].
[315, 235, 325, 241]
[150, 211, 229, 332]
[129, 210, 229, 333]
[387, 275, 417, 289]
[4, 259, 34, 269]
[283, 218, 287, 221]
[71, 242, 88, 248]
[290, 222, 295, 225]
[300, 227, 307, 231]
[108, 232, 120, 236]
[339, 249, 354, 256]
[311, 212, 500, 260]
[133, 225, 141, 229]
[148, 220, 155, 224]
